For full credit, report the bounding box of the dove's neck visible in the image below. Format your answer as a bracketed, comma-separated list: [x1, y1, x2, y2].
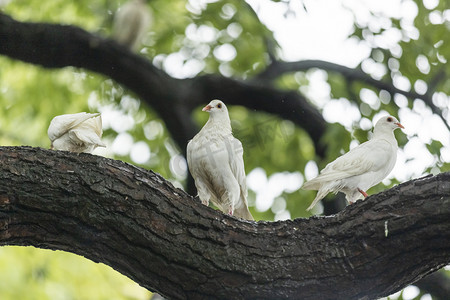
[203, 112, 232, 134]
[372, 126, 397, 144]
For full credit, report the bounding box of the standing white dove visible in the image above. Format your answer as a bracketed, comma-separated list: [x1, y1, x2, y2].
[303, 115, 404, 211]
[48, 112, 106, 154]
[187, 100, 254, 220]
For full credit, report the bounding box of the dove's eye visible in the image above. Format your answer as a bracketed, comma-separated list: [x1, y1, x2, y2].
[387, 117, 393, 122]
[217, 103, 222, 109]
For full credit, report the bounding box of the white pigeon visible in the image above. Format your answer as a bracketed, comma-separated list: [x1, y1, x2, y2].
[48, 112, 106, 154]
[303, 116, 404, 211]
[112, 0, 153, 50]
[187, 100, 254, 220]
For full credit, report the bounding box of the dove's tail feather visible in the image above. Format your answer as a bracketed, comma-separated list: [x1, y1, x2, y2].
[303, 177, 330, 210]
[234, 204, 254, 221]
[63, 113, 101, 129]
[302, 179, 320, 190]
[306, 188, 330, 211]
[48, 112, 102, 141]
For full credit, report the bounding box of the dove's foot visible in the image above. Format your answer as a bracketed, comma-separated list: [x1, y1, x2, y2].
[358, 188, 368, 198]
[199, 197, 209, 206]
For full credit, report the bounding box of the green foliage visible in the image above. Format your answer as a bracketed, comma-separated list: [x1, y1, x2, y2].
[320, 122, 352, 166]
[3, 0, 105, 29]
[0, 58, 97, 147]
[0, 246, 150, 299]
[0, 0, 449, 298]
[426, 140, 443, 156]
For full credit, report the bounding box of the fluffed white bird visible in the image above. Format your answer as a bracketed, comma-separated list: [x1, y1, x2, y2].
[303, 115, 404, 211]
[48, 112, 106, 154]
[112, 0, 152, 50]
[187, 100, 254, 220]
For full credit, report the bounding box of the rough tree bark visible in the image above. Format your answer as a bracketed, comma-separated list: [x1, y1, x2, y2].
[0, 146, 449, 300]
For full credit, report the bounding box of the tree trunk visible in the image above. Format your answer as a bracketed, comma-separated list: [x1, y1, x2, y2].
[0, 146, 448, 300]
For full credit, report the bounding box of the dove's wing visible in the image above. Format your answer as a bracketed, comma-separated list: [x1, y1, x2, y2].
[186, 139, 194, 170]
[75, 115, 104, 140]
[88, 115, 103, 137]
[186, 136, 217, 205]
[48, 113, 101, 141]
[186, 139, 201, 186]
[186, 137, 206, 183]
[228, 137, 253, 220]
[303, 138, 393, 189]
[228, 138, 247, 200]
[70, 128, 105, 148]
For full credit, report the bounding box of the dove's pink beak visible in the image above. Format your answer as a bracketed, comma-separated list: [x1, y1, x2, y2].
[395, 122, 405, 129]
[202, 105, 212, 112]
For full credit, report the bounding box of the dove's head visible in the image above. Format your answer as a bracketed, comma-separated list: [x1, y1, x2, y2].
[374, 116, 404, 135]
[202, 99, 228, 113]
[202, 99, 231, 127]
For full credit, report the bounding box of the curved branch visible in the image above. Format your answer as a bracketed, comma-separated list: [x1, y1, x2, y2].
[0, 12, 326, 156]
[257, 60, 450, 130]
[257, 59, 416, 98]
[0, 146, 449, 300]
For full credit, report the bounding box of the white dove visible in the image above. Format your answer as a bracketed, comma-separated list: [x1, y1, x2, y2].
[48, 112, 106, 154]
[112, 0, 153, 50]
[303, 115, 404, 211]
[187, 100, 254, 220]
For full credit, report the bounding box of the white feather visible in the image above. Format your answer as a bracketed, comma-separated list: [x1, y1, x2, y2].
[187, 100, 253, 220]
[303, 116, 404, 211]
[48, 112, 105, 154]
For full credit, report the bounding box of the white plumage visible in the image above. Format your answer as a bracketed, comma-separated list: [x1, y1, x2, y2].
[303, 116, 404, 211]
[112, 0, 152, 50]
[187, 100, 254, 220]
[48, 112, 106, 154]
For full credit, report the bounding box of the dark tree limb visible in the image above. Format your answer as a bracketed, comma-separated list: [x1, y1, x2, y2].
[0, 146, 449, 300]
[0, 12, 326, 156]
[256, 59, 419, 100]
[257, 60, 450, 130]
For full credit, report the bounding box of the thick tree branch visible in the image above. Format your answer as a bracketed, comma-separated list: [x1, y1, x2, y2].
[0, 12, 326, 156]
[0, 146, 449, 300]
[257, 60, 450, 130]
